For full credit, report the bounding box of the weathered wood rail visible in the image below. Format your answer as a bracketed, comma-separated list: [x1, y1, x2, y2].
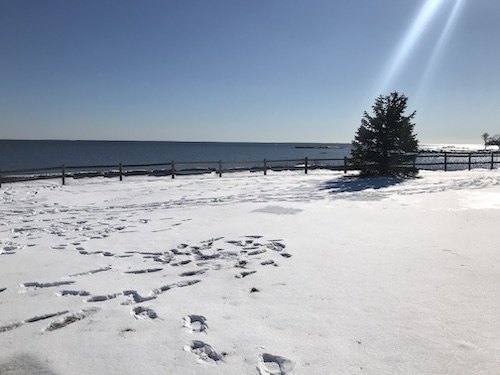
[1, 151, 499, 187]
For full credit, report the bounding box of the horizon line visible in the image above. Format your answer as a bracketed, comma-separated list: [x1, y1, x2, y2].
[0, 138, 485, 145]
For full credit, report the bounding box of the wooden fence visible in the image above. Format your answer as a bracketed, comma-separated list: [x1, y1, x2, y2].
[1, 151, 500, 188]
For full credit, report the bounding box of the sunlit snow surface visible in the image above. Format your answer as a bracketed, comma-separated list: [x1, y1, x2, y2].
[1, 169, 500, 374]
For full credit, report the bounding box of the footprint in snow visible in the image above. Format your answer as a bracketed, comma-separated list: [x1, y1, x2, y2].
[248, 249, 267, 256]
[24, 310, 69, 323]
[179, 268, 208, 277]
[184, 340, 223, 363]
[69, 266, 111, 277]
[56, 290, 90, 297]
[0, 322, 24, 333]
[235, 270, 257, 279]
[257, 353, 295, 375]
[267, 242, 286, 252]
[51, 244, 67, 250]
[43, 308, 100, 332]
[131, 306, 158, 320]
[85, 293, 120, 303]
[123, 268, 163, 275]
[122, 290, 156, 304]
[171, 259, 192, 267]
[183, 315, 208, 333]
[261, 260, 276, 266]
[20, 281, 75, 291]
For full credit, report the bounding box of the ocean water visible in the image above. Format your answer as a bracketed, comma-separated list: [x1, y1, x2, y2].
[0, 140, 351, 171]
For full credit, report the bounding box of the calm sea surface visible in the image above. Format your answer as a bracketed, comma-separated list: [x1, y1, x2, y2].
[0, 140, 352, 171]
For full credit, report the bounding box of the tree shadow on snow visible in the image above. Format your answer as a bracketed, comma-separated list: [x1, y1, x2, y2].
[0, 354, 59, 375]
[321, 175, 405, 194]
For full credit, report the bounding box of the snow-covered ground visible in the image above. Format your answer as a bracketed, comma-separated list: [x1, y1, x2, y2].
[1, 169, 500, 374]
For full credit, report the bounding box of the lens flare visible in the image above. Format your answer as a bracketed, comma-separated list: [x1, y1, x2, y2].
[416, 0, 466, 98]
[376, 0, 447, 94]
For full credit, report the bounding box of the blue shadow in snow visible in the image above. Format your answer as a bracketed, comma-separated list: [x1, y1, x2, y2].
[321, 175, 405, 193]
[0, 354, 59, 375]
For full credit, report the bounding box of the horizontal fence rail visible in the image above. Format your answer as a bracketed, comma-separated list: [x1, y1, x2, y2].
[1, 151, 500, 187]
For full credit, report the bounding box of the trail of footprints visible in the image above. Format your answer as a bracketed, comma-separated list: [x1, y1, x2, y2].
[182, 314, 222, 364]
[68, 235, 292, 273]
[5, 235, 291, 314]
[5, 212, 193, 258]
[181, 314, 295, 374]
[1, 235, 293, 373]
[0, 308, 99, 333]
[5, 234, 290, 307]
[54, 235, 290, 306]
[0, 239, 25, 255]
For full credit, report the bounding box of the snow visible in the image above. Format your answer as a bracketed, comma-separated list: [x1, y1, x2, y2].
[1, 169, 500, 374]
[420, 143, 499, 152]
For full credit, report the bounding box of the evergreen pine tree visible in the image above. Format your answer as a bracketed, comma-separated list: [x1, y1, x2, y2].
[351, 92, 418, 176]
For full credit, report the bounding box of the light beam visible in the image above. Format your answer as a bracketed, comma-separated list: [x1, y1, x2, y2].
[416, 0, 466, 98]
[376, 0, 447, 95]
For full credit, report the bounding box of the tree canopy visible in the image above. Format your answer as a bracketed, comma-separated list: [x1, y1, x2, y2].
[483, 133, 500, 147]
[351, 92, 418, 176]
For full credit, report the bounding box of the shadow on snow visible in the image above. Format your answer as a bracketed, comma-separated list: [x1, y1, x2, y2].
[321, 175, 405, 193]
[0, 354, 59, 375]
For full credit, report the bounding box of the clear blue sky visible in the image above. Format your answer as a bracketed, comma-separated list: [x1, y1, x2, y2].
[1, 0, 499, 143]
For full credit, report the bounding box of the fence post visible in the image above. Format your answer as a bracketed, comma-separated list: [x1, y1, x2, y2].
[263, 159, 267, 175]
[343, 157, 347, 173]
[444, 154, 447, 172]
[171, 161, 175, 179]
[119, 163, 123, 181]
[468, 153, 471, 171]
[218, 160, 222, 178]
[304, 157, 308, 174]
[62, 165, 66, 185]
[491, 153, 495, 170]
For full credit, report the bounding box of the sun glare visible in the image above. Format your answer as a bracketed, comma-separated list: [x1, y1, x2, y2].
[376, 0, 448, 94]
[416, 0, 466, 98]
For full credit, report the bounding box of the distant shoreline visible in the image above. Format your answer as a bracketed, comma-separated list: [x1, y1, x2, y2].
[0, 139, 350, 145]
[294, 145, 344, 149]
